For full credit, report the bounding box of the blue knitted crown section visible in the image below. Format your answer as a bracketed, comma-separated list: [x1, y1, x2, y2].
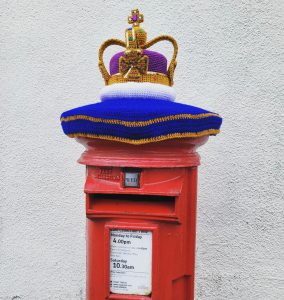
[60, 98, 222, 141]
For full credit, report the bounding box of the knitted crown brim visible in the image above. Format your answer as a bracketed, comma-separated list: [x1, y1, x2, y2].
[99, 82, 176, 102]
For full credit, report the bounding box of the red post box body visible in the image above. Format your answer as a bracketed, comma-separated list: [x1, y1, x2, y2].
[76, 136, 208, 300]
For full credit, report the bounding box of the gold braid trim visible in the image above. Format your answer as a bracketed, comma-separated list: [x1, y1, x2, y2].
[108, 72, 170, 86]
[99, 39, 126, 84]
[142, 35, 178, 86]
[67, 129, 220, 145]
[61, 113, 220, 127]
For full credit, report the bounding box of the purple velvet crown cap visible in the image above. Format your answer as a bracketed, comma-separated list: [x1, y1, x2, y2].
[109, 50, 167, 75]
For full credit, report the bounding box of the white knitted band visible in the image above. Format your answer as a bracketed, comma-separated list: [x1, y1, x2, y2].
[99, 82, 176, 102]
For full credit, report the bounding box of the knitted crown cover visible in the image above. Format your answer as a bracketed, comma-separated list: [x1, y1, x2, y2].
[60, 9, 222, 145]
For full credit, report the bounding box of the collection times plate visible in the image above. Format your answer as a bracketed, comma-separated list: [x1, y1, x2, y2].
[110, 229, 152, 295]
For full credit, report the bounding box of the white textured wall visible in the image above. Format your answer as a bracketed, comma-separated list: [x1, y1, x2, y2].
[1, 1, 283, 299]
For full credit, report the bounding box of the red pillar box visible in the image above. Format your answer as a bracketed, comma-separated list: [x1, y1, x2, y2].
[60, 8, 222, 300]
[76, 137, 208, 300]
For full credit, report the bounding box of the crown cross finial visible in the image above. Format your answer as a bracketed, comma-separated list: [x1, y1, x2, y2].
[128, 9, 144, 27]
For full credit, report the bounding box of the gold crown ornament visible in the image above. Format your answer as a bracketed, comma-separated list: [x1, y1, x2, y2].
[98, 9, 178, 86]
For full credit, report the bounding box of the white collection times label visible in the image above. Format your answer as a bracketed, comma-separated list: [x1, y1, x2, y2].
[110, 229, 152, 296]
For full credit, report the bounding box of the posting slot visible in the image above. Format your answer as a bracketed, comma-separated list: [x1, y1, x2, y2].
[87, 193, 177, 220]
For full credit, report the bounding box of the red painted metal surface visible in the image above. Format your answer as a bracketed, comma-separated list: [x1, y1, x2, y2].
[76, 137, 208, 168]
[75, 137, 208, 300]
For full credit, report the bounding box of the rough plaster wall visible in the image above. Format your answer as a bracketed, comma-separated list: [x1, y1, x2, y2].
[1, 0, 283, 299]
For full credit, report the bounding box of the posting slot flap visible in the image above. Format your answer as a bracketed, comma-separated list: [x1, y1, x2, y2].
[87, 193, 178, 221]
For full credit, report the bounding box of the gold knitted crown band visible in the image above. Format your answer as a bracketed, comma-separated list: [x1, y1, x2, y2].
[98, 9, 178, 86]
